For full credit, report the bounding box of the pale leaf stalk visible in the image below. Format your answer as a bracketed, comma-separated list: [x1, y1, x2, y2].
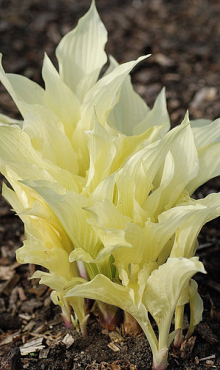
[174, 305, 184, 347]
[135, 315, 168, 370]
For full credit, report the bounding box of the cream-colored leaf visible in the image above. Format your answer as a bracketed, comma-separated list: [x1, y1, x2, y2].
[142, 203, 211, 263]
[69, 248, 97, 263]
[87, 199, 131, 231]
[0, 54, 44, 117]
[87, 199, 132, 253]
[0, 125, 81, 191]
[56, 0, 107, 101]
[115, 123, 187, 218]
[143, 151, 174, 220]
[42, 53, 80, 137]
[65, 274, 132, 309]
[187, 279, 203, 336]
[89, 172, 117, 203]
[72, 55, 149, 176]
[196, 192, 220, 219]
[144, 119, 199, 217]
[86, 117, 116, 192]
[86, 200, 149, 268]
[109, 124, 168, 174]
[65, 274, 158, 354]
[171, 209, 217, 258]
[0, 113, 22, 127]
[187, 142, 220, 194]
[107, 56, 150, 135]
[16, 240, 75, 278]
[25, 184, 101, 259]
[133, 87, 170, 136]
[191, 118, 220, 148]
[143, 257, 205, 349]
[2, 182, 24, 214]
[82, 55, 149, 128]
[23, 104, 79, 173]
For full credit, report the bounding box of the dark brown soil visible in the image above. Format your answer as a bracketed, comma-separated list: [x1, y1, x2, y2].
[0, 1, 220, 369]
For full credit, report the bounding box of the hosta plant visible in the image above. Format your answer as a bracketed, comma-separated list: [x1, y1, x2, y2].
[0, 1, 220, 369]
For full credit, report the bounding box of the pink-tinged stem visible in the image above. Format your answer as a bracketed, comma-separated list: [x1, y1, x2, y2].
[173, 328, 184, 348]
[152, 348, 168, 370]
[62, 312, 72, 329]
[77, 261, 88, 280]
[97, 301, 122, 331]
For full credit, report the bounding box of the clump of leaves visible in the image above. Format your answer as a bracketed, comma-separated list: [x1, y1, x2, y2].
[0, 1, 220, 369]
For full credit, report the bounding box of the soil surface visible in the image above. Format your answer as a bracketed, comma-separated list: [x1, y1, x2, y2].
[0, 1, 220, 369]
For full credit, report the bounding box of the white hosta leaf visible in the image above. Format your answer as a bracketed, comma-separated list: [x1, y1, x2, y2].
[143, 257, 205, 349]
[32, 271, 86, 328]
[56, 1, 107, 101]
[0, 125, 80, 191]
[116, 155, 153, 219]
[69, 248, 97, 263]
[144, 117, 199, 216]
[143, 151, 174, 220]
[70, 242, 131, 265]
[51, 291, 87, 332]
[187, 279, 204, 335]
[176, 286, 190, 308]
[17, 240, 75, 279]
[42, 53, 81, 138]
[196, 192, 220, 219]
[89, 172, 117, 203]
[2, 182, 24, 214]
[175, 278, 204, 339]
[87, 198, 131, 230]
[23, 202, 74, 254]
[191, 118, 220, 148]
[171, 196, 220, 258]
[3, 181, 75, 260]
[86, 118, 116, 193]
[107, 56, 150, 135]
[109, 123, 168, 174]
[190, 118, 211, 128]
[81, 55, 149, 128]
[87, 199, 132, 250]
[65, 274, 146, 328]
[72, 55, 149, 175]
[186, 118, 220, 194]
[0, 113, 22, 127]
[133, 87, 170, 136]
[32, 270, 85, 293]
[25, 184, 102, 259]
[142, 203, 211, 264]
[32, 271, 72, 292]
[137, 262, 158, 303]
[163, 119, 198, 206]
[65, 274, 158, 354]
[113, 223, 150, 268]
[87, 199, 148, 267]
[0, 54, 44, 117]
[65, 274, 134, 311]
[0, 125, 51, 180]
[23, 105, 79, 173]
[116, 123, 187, 218]
[187, 141, 220, 194]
